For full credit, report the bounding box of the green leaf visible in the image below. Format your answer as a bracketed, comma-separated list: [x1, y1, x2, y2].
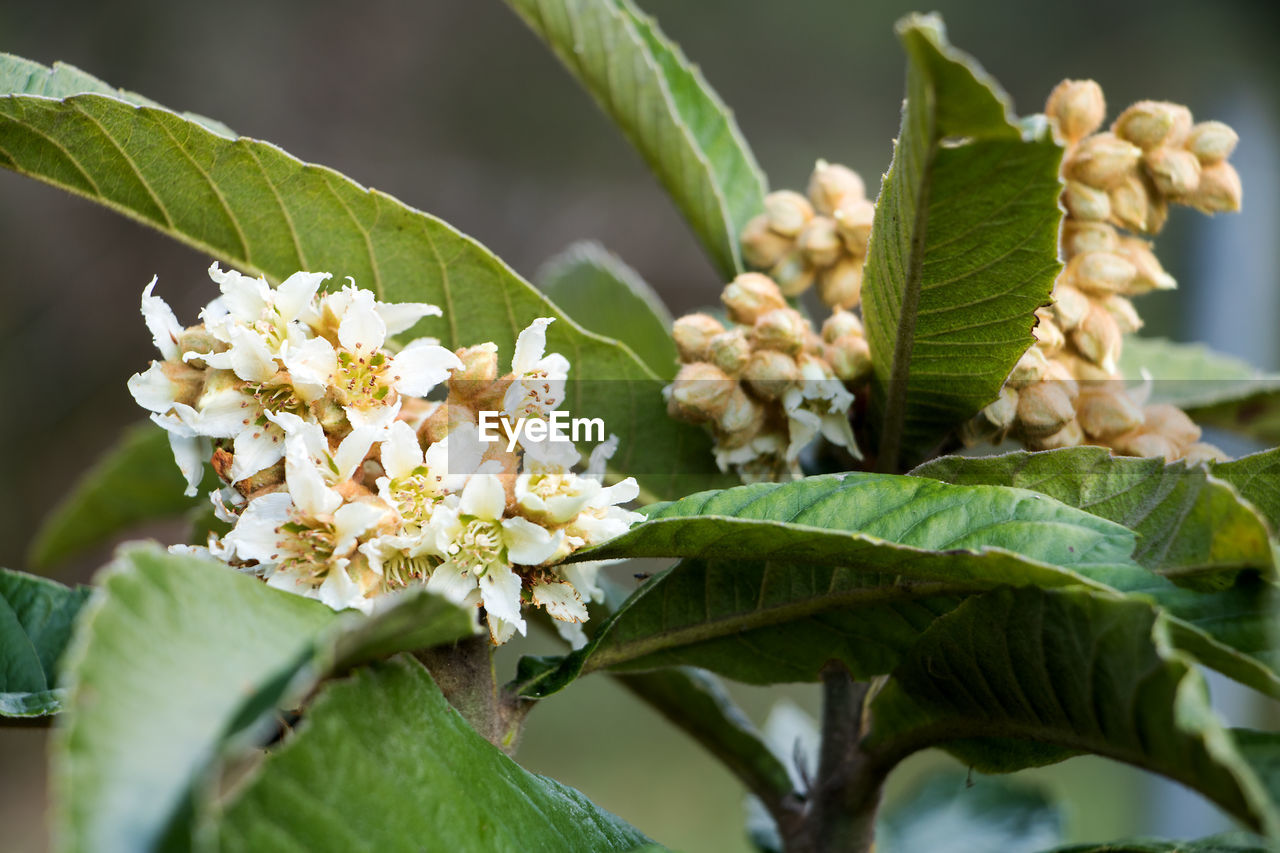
[536, 241, 678, 378]
[0, 55, 729, 501]
[1212, 448, 1280, 534]
[516, 473, 1151, 696]
[0, 569, 91, 717]
[53, 545, 475, 853]
[912, 447, 1276, 587]
[860, 14, 1064, 470]
[1049, 832, 1271, 852]
[211, 657, 661, 853]
[29, 423, 210, 569]
[865, 586, 1280, 837]
[1120, 337, 1280, 446]
[502, 0, 767, 278]
[878, 771, 1064, 853]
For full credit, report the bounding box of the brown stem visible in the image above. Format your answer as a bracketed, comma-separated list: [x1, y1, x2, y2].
[414, 633, 531, 755]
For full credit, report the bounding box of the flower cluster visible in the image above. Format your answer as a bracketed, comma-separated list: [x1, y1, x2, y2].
[129, 263, 640, 644]
[966, 79, 1241, 464]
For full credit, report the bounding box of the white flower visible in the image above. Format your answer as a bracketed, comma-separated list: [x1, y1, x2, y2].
[425, 471, 564, 639]
[202, 263, 328, 353]
[376, 420, 483, 528]
[265, 410, 382, 488]
[140, 277, 183, 361]
[503, 318, 570, 420]
[302, 281, 442, 341]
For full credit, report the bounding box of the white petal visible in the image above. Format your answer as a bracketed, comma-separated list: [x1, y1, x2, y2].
[275, 271, 330, 321]
[425, 422, 484, 490]
[193, 387, 257, 439]
[334, 424, 383, 481]
[343, 398, 402, 430]
[225, 326, 278, 383]
[488, 614, 522, 645]
[391, 342, 462, 398]
[282, 336, 336, 403]
[318, 564, 371, 613]
[512, 317, 554, 374]
[476, 561, 525, 628]
[231, 424, 286, 483]
[586, 435, 619, 479]
[560, 560, 606, 604]
[459, 473, 506, 522]
[209, 263, 269, 323]
[377, 301, 441, 336]
[589, 477, 639, 509]
[425, 559, 478, 605]
[380, 420, 424, 480]
[141, 277, 183, 360]
[819, 412, 859, 455]
[337, 292, 387, 353]
[539, 353, 570, 380]
[225, 492, 293, 563]
[127, 363, 179, 414]
[168, 432, 207, 497]
[553, 618, 589, 650]
[332, 501, 388, 556]
[502, 516, 561, 566]
[265, 568, 316, 599]
[531, 580, 588, 623]
[285, 442, 343, 516]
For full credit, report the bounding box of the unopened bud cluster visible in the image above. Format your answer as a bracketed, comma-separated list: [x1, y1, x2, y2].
[667, 272, 864, 482]
[130, 263, 641, 645]
[740, 160, 875, 310]
[969, 80, 1239, 463]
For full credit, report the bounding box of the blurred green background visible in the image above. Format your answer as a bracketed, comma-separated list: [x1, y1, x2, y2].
[2, 1, 1279, 850]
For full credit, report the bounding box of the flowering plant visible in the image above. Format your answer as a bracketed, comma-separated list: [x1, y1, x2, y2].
[2, 6, 1279, 853]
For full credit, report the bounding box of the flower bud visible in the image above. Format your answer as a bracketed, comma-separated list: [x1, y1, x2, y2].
[763, 190, 814, 237]
[770, 251, 816, 297]
[752, 308, 810, 355]
[1183, 442, 1230, 465]
[1111, 430, 1178, 460]
[673, 313, 726, 363]
[177, 327, 221, 368]
[1115, 237, 1176, 294]
[449, 342, 499, 393]
[1066, 133, 1142, 189]
[1043, 359, 1080, 401]
[740, 214, 793, 269]
[981, 386, 1020, 432]
[1182, 161, 1242, 214]
[1028, 418, 1084, 451]
[742, 349, 800, 400]
[1108, 173, 1166, 234]
[1141, 403, 1201, 451]
[723, 273, 787, 324]
[1185, 121, 1238, 164]
[708, 328, 752, 375]
[797, 216, 843, 268]
[824, 335, 872, 383]
[1064, 251, 1138, 295]
[1055, 351, 1113, 382]
[1062, 180, 1111, 222]
[1045, 79, 1106, 144]
[716, 385, 765, 438]
[1061, 221, 1119, 257]
[822, 308, 864, 343]
[1016, 381, 1077, 437]
[1101, 294, 1143, 334]
[1076, 387, 1144, 439]
[807, 160, 865, 214]
[1052, 284, 1090, 331]
[1144, 147, 1201, 197]
[666, 362, 736, 422]
[1033, 309, 1065, 353]
[1113, 101, 1191, 150]
[1008, 346, 1049, 388]
[833, 197, 876, 256]
[1071, 304, 1122, 373]
[817, 257, 864, 309]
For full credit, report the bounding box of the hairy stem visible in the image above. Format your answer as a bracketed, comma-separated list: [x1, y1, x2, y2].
[415, 633, 531, 754]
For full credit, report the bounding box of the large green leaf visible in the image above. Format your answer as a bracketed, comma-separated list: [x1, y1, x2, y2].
[865, 587, 1280, 837]
[1050, 833, 1271, 852]
[29, 423, 210, 569]
[0, 55, 728, 501]
[1213, 448, 1280, 533]
[52, 545, 475, 853]
[878, 771, 1064, 853]
[860, 14, 1063, 470]
[516, 473, 1151, 696]
[0, 569, 91, 717]
[211, 657, 661, 853]
[502, 0, 766, 279]
[536, 241, 678, 378]
[912, 447, 1276, 587]
[1120, 337, 1280, 446]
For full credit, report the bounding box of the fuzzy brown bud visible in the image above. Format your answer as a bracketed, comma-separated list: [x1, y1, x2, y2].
[1108, 173, 1166, 234]
[673, 313, 726, 362]
[753, 308, 810, 355]
[763, 190, 814, 237]
[824, 335, 872, 383]
[1183, 442, 1231, 465]
[981, 386, 1020, 432]
[740, 214, 793, 269]
[1061, 221, 1120, 257]
[817, 257, 864, 309]
[1028, 418, 1085, 451]
[1144, 147, 1202, 197]
[1066, 133, 1143, 189]
[451, 342, 499, 386]
[797, 216, 843, 268]
[667, 362, 736, 422]
[1071, 304, 1123, 373]
[770, 251, 816, 297]
[1008, 346, 1050, 388]
[1185, 121, 1238, 164]
[1043, 359, 1081, 401]
[822, 308, 864, 344]
[1017, 381, 1077, 437]
[708, 328, 752, 375]
[1062, 180, 1111, 222]
[1113, 101, 1191, 150]
[1115, 237, 1176, 294]
[1051, 284, 1090, 331]
[1033, 309, 1065, 353]
[177, 327, 221, 369]
[723, 273, 787, 325]
[742, 349, 800, 400]
[716, 385, 765, 438]
[807, 160, 865, 214]
[1101, 294, 1143, 334]
[1111, 430, 1178, 460]
[1141, 403, 1201, 452]
[1182, 161, 1242, 214]
[833, 197, 876, 256]
[1045, 79, 1106, 144]
[1076, 387, 1144, 439]
[1065, 251, 1138, 295]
